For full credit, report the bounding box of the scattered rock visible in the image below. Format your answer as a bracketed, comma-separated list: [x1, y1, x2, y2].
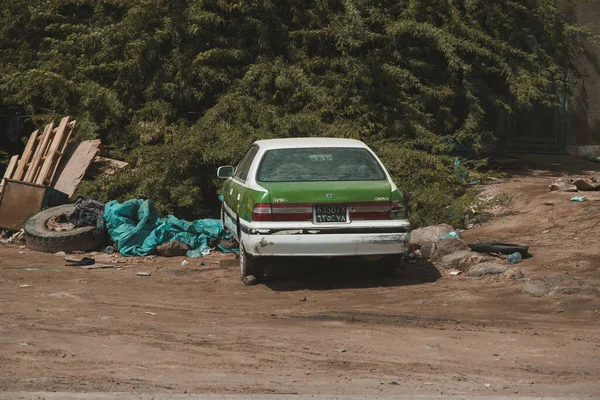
[449, 270, 461, 276]
[458, 252, 490, 270]
[54, 251, 67, 257]
[549, 177, 577, 192]
[136, 272, 152, 277]
[542, 230, 550, 234]
[431, 238, 470, 262]
[156, 240, 189, 257]
[504, 268, 524, 281]
[467, 262, 508, 278]
[418, 242, 437, 260]
[573, 178, 600, 191]
[408, 224, 454, 259]
[440, 250, 473, 269]
[300, 297, 307, 302]
[243, 275, 258, 285]
[522, 280, 549, 297]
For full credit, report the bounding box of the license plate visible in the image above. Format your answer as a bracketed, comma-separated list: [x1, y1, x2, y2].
[314, 205, 348, 223]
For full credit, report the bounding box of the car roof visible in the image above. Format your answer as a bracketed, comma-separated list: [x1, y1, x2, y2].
[253, 137, 368, 151]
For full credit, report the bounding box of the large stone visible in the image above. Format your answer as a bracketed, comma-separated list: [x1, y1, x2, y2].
[156, 240, 189, 257]
[431, 238, 470, 262]
[504, 268, 525, 281]
[467, 262, 508, 277]
[408, 224, 454, 259]
[440, 250, 473, 269]
[458, 252, 490, 270]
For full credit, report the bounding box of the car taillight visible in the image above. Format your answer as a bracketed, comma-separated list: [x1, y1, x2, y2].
[271, 204, 313, 221]
[349, 203, 390, 220]
[390, 201, 407, 219]
[252, 204, 272, 221]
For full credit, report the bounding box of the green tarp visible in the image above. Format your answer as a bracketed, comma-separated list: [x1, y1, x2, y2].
[104, 199, 228, 258]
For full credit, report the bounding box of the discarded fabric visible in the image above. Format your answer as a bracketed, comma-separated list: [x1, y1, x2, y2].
[68, 196, 105, 227]
[104, 199, 229, 258]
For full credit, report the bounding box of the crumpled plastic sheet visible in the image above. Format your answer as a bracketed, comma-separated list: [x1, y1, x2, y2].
[104, 199, 230, 258]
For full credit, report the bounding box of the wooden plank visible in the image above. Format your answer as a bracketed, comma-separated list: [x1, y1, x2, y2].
[88, 156, 129, 176]
[53, 139, 101, 197]
[24, 122, 54, 183]
[36, 116, 70, 185]
[47, 120, 75, 184]
[3, 155, 19, 181]
[12, 130, 39, 181]
[0, 155, 20, 196]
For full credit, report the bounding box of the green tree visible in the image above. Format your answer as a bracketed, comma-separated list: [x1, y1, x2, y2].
[0, 0, 588, 226]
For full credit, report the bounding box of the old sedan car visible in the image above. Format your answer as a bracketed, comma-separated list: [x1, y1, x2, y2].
[217, 138, 411, 282]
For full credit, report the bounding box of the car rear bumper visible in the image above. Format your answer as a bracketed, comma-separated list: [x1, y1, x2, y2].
[243, 231, 410, 257]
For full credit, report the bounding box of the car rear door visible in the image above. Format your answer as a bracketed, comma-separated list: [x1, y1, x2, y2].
[224, 145, 259, 240]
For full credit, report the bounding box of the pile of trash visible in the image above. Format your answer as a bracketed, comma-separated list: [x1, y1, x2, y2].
[9, 195, 235, 258]
[104, 199, 233, 258]
[408, 224, 529, 279]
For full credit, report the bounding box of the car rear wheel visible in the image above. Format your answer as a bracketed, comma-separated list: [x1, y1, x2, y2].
[240, 243, 264, 283]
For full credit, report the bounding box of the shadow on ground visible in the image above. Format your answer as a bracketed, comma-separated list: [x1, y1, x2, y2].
[263, 258, 441, 291]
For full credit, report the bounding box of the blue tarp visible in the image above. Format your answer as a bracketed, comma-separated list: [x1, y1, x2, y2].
[104, 199, 230, 258]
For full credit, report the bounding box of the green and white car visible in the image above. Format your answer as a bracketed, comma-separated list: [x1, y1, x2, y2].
[217, 138, 411, 281]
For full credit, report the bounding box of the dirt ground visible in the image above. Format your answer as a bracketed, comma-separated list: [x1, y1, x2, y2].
[1, 155, 599, 398]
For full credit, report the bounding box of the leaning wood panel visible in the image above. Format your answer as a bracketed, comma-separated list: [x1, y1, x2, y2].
[24, 122, 54, 183]
[47, 120, 76, 184]
[12, 129, 39, 181]
[36, 116, 70, 185]
[0, 155, 19, 196]
[3, 155, 19, 181]
[53, 139, 100, 197]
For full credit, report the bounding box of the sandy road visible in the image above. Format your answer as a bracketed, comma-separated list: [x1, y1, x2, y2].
[1, 161, 599, 398]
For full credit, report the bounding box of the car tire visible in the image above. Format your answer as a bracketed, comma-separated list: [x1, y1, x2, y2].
[240, 243, 264, 283]
[24, 204, 107, 254]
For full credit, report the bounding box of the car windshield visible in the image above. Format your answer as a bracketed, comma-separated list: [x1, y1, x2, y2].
[257, 147, 386, 182]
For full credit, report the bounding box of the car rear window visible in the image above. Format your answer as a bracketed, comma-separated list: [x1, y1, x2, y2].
[257, 147, 386, 182]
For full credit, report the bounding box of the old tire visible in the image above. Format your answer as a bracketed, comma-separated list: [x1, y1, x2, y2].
[25, 204, 107, 254]
[240, 243, 264, 283]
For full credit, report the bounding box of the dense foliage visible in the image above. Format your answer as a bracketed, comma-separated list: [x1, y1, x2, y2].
[0, 0, 584, 226]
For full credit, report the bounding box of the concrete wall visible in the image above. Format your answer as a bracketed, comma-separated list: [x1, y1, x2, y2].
[567, 1, 600, 156]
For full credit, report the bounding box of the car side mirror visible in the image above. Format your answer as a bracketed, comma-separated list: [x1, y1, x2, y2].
[217, 166, 234, 179]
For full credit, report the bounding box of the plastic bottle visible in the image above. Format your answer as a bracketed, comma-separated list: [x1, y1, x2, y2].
[440, 231, 460, 240]
[507, 252, 522, 264]
[104, 246, 115, 254]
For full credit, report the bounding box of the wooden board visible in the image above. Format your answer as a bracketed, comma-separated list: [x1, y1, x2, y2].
[12, 130, 39, 181]
[24, 122, 54, 183]
[53, 139, 101, 197]
[88, 156, 129, 176]
[0, 155, 20, 196]
[36, 116, 72, 185]
[48, 120, 76, 184]
[2, 155, 19, 181]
